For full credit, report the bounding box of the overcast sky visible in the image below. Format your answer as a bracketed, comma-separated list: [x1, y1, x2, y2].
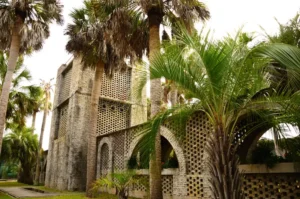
[24, 0, 300, 149]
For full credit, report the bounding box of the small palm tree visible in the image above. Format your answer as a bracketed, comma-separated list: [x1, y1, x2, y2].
[0, 0, 63, 156]
[136, 30, 300, 199]
[1, 124, 38, 185]
[90, 171, 146, 199]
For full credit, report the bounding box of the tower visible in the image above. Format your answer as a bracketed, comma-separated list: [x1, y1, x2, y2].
[45, 56, 147, 190]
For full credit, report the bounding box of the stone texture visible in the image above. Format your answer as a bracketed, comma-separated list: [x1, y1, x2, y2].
[46, 56, 300, 199]
[46, 57, 147, 191]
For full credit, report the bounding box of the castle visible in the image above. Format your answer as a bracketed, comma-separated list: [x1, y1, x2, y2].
[45, 56, 300, 199]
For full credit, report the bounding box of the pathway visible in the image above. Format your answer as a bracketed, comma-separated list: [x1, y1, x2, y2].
[0, 187, 58, 198]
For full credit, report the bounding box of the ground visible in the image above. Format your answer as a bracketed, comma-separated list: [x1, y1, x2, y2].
[0, 181, 139, 199]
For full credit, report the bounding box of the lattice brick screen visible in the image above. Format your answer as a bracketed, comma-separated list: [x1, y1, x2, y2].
[125, 125, 145, 155]
[113, 133, 125, 170]
[187, 176, 205, 197]
[242, 173, 300, 199]
[131, 175, 148, 192]
[97, 99, 130, 135]
[185, 112, 211, 175]
[162, 175, 173, 195]
[100, 69, 131, 101]
[60, 67, 72, 103]
[57, 103, 69, 138]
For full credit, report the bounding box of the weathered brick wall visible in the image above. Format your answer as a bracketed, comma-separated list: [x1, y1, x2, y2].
[96, 112, 300, 199]
[46, 57, 147, 191]
[46, 56, 94, 191]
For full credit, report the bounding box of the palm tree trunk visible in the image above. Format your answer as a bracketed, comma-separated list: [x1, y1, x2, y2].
[206, 123, 244, 199]
[86, 61, 104, 197]
[148, 8, 163, 199]
[19, 162, 34, 185]
[34, 91, 49, 185]
[0, 19, 22, 156]
[32, 111, 37, 131]
[168, 21, 193, 107]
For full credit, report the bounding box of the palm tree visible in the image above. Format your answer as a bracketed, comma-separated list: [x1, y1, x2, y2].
[0, 51, 43, 130]
[65, 0, 147, 195]
[1, 124, 38, 185]
[29, 87, 44, 133]
[0, 0, 63, 156]
[34, 79, 52, 185]
[136, 30, 300, 199]
[90, 171, 146, 199]
[114, 2, 210, 197]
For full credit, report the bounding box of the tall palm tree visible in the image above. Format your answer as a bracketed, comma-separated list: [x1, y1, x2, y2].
[0, 51, 43, 129]
[1, 124, 38, 184]
[124, 1, 210, 198]
[65, 0, 147, 195]
[0, 0, 63, 156]
[136, 30, 300, 199]
[34, 79, 52, 185]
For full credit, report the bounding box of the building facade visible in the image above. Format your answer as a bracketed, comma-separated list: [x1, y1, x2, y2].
[45, 56, 147, 191]
[46, 56, 300, 198]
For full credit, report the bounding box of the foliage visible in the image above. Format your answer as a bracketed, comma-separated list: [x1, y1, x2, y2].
[266, 13, 300, 47]
[0, 125, 38, 184]
[0, 161, 18, 179]
[249, 139, 282, 168]
[134, 27, 300, 199]
[248, 136, 300, 168]
[0, 192, 140, 199]
[0, 0, 63, 52]
[65, 0, 148, 75]
[0, 51, 43, 129]
[90, 171, 146, 199]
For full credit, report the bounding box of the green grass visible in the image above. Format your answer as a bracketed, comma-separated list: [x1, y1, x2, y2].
[0, 181, 27, 187]
[0, 192, 13, 199]
[0, 181, 140, 199]
[0, 193, 137, 199]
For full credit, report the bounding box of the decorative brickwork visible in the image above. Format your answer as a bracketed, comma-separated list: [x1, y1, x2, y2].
[60, 67, 72, 103]
[101, 69, 132, 101]
[162, 175, 173, 195]
[185, 112, 211, 176]
[113, 133, 126, 170]
[242, 173, 300, 199]
[97, 99, 130, 135]
[132, 175, 148, 192]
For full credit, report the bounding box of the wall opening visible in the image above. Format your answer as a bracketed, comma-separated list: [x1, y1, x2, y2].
[127, 136, 179, 169]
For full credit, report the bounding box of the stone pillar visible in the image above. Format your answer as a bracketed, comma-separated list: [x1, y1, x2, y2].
[45, 64, 65, 187]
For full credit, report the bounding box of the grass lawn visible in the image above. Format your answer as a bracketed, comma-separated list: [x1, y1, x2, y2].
[0, 181, 139, 199]
[0, 192, 137, 199]
[0, 192, 13, 199]
[0, 181, 27, 187]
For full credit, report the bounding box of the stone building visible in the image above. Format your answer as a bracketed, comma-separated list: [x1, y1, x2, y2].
[46, 56, 300, 198]
[45, 56, 147, 191]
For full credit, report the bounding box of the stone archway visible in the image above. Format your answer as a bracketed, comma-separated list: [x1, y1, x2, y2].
[96, 137, 113, 179]
[126, 126, 186, 175]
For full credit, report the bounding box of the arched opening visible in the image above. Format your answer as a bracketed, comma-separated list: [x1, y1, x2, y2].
[100, 143, 109, 176]
[127, 136, 179, 169]
[238, 123, 300, 167]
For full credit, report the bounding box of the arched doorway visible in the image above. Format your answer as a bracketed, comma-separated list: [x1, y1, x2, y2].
[128, 136, 179, 169]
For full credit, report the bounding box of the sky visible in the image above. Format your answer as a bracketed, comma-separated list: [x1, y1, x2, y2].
[24, 0, 300, 149]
